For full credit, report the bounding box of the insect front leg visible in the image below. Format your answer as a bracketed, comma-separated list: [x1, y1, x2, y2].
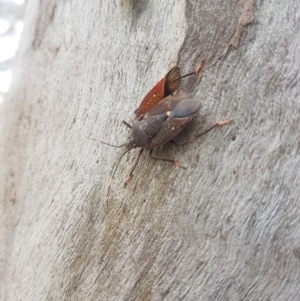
[122, 120, 132, 129]
[124, 148, 144, 185]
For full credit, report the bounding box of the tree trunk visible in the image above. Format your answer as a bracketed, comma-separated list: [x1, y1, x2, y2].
[1, 0, 299, 300]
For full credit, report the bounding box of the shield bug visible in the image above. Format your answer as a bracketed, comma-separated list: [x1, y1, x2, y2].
[90, 64, 231, 202]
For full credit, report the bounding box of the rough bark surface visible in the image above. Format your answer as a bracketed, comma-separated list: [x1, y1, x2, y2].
[1, 0, 299, 300]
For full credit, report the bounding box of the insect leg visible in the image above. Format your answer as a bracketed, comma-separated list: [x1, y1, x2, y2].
[124, 148, 144, 186]
[172, 120, 232, 146]
[180, 61, 203, 79]
[122, 120, 132, 129]
[149, 149, 186, 169]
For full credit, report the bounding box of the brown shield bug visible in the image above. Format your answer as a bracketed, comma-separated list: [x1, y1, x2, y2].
[90, 63, 231, 202]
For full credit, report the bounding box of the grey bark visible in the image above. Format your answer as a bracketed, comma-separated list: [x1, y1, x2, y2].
[1, 0, 300, 300]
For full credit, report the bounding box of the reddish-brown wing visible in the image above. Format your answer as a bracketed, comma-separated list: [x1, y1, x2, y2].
[135, 67, 181, 117]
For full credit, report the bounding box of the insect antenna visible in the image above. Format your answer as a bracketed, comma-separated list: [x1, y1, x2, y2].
[106, 147, 135, 207]
[88, 136, 126, 148]
[88, 136, 131, 206]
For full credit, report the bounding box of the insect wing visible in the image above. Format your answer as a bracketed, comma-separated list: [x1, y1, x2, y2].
[149, 116, 193, 149]
[172, 98, 201, 117]
[145, 91, 189, 117]
[163, 66, 181, 95]
[136, 67, 181, 117]
[149, 99, 201, 148]
[142, 113, 169, 139]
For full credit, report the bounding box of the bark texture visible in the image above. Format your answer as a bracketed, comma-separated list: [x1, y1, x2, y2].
[1, 0, 300, 300]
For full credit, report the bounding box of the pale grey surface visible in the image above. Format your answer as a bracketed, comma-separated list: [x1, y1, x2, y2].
[1, 0, 300, 300]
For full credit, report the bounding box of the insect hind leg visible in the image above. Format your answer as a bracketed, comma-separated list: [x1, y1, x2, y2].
[171, 120, 232, 146]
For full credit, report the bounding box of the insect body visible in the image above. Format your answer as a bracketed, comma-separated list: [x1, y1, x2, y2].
[90, 64, 231, 202]
[129, 97, 201, 150]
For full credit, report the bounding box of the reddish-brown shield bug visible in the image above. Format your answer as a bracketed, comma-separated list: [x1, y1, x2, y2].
[90, 63, 231, 203]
